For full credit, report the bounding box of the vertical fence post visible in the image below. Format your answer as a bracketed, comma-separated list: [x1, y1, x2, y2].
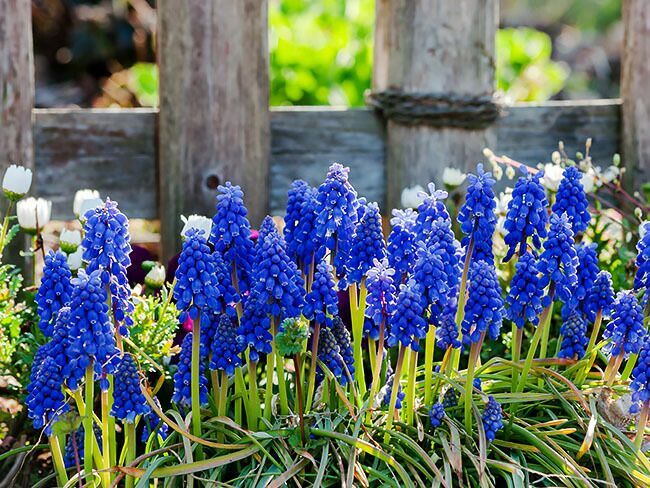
[372, 0, 498, 208]
[621, 0, 650, 187]
[158, 0, 270, 259]
[0, 0, 34, 174]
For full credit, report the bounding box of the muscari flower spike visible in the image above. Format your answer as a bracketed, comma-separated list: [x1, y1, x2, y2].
[209, 314, 244, 376]
[316, 325, 348, 385]
[111, 354, 151, 423]
[251, 216, 305, 319]
[364, 258, 397, 340]
[414, 183, 450, 235]
[332, 316, 354, 379]
[82, 198, 134, 334]
[482, 396, 503, 442]
[141, 397, 169, 442]
[63, 269, 119, 390]
[346, 202, 386, 285]
[26, 356, 69, 434]
[172, 332, 208, 407]
[562, 243, 599, 319]
[537, 212, 579, 305]
[505, 251, 544, 329]
[436, 286, 462, 350]
[558, 312, 589, 360]
[303, 260, 339, 327]
[387, 208, 418, 280]
[173, 228, 220, 323]
[584, 271, 615, 322]
[284, 180, 321, 267]
[602, 291, 646, 359]
[635, 221, 650, 297]
[314, 163, 359, 273]
[64, 425, 102, 469]
[442, 387, 460, 409]
[552, 166, 591, 235]
[210, 182, 256, 291]
[502, 166, 548, 261]
[238, 292, 272, 362]
[630, 337, 650, 414]
[458, 164, 497, 264]
[36, 251, 73, 337]
[413, 238, 449, 320]
[429, 402, 445, 429]
[462, 260, 504, 345]
[386, 280, 428, 351]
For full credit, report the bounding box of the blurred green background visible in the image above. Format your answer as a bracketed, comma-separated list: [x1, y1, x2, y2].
[32, 0, 622, 108]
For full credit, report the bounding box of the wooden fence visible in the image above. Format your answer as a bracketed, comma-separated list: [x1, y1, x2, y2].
[0, 1, 648, 260]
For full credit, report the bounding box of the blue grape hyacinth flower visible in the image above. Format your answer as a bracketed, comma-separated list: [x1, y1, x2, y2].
[562, 243, 599, 319]
[635, 221, 650, 298]
[172, 332, 208, 407]
[558, 312, 589, 360]
[413, 239, 449, 321]
[387, 208, 418, 281]
[141, 397, 169, 442]
[209, 314, 244, 376]
[26, 356, 69, 434]
[316, 325, 348, 385]
[584, 271, 615, 322]
[552, 166, 591, 235]
[36, 250, 73, 337]
[436, 286, 462, 350]
[503, 166, 548, 261]
[386, 280, 428, 351]
[458, 164, 497, 264]
[364, 258, 397, 340]
[284, 180, 321, 268]
[238, 292, 273, 362]
[414, 183, 450, 235]
[482, 396, 503, 442]
[462, 260, 504, 345]
[630, 338, 650, 414]
[111, 354, 151, 423]
[429, 402, 445, 429]
[537, 212, 579, 306]
[347, 202, 386, 285]
[505, 251, 544, 329]
[332, 316, 355, 380]
[303, 260, 339, 328]
[602, 291, 646, 359]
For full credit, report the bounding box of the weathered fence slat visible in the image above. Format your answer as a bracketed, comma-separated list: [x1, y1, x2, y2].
[33, 101, 621, 222]
[158, 0, 270, 259]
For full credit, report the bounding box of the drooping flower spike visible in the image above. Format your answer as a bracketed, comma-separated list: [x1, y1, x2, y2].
[303, 260, 339, 328]
[584, 271, 615, 322]
[462, 260, 504, 345]
[552, 166, 591, 235]
[602, 291, 646, 359]
[457, 164, 497, 264]
[482, 396, 503, 442]
[502, 166, 548, 261]
[562, 243, 599, 318]
[429, 402, 445, 429]
[505, 251, 544, 329]
[558, 312, 589, 360]
[111, 354, 151, 423]
[209, 314, 244, 376]
[82, 198, 134, 334]
[635, 221, 650, 298]
[346, 202, 386, 285]
[172, 332, 208, 407]
[36, 251, 73, 337]
[386, 280, 428, 351]
[414, 183, 450, 236]
[364, 258, 397, 340]
[387, 208, 418, 280]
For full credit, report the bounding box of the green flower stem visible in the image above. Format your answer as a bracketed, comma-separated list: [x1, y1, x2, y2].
[383, 346, 406, 444]
[83, 365, 95, 482]
[423, 325, 436, 405]
[100, 388, 113, 485]
[405, 348, 418, 426]
[635, 400, 650, 451]
[247, 354, 260, 429]
[605, 350, 625, 386]
[621, 353, 638, 382]
[436, 346, 453, 395]
[366, 319, 386, 423]
[273, 322, 289, 416]
[234, 368, 250, 425]
[263, 334, 276, 423]
[350, 282, 368, 398]
[210, 369, 220, 415]
[576, 309, 603, 386]
[49, 435, 68, 488]
[125, 422, 137, 488]
[517, 284, 555, 393]
[108, 378, 117, 469]
[293, 353, 306, 445]
[511, 324, 523, 392]
[305, 321, 320, 414]
[464, 333, 484, 435]
[368, 339, 377, 377]
[0, 200, 13, 259]
[450, 236, 474, 375]
[538, 300, 555, 362]
[190, 318, 202, 457]
[218, 370, 229, 436]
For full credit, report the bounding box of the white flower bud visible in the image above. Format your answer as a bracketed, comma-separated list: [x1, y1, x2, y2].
[60, 228, 82, 254]
[541, 163, 563, 192]
[2, 164, 32, 201]
[66, 247, 84, 271]
[400, 185, 426, 209]
[180, 214, 212, 238]
[73, 189, 100, 217]
[635, 208, 644, 221]
[145, 263, 166, 289]
[613, 154, 621, 167]
[551, 151, 561, 164]
[505, 165, 516, 180]
[581, 169, 596, 194]
[442, 167, 467, 188]
[78, 198, 103, 221]
[16, 197, 51, 233]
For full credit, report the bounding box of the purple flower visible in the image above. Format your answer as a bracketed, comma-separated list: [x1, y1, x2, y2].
[558, 312, 589, 360]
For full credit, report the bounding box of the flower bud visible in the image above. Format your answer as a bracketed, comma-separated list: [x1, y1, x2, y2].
[144, 263, 166, 289]
[77, 197, 103, 221]
[276, 317, 310, 356]
[180, 214, 212, 238]
[400, 185, 425, 209]
[59, 229, 81, 253]
[66, 247, 83, 271]
[2, 164, 32, 201]
[442, 167, 467, 188]
[17, 197, 51, 233]
[73, 189, 100, 217]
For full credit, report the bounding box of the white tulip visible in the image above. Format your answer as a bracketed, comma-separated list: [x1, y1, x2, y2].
[66, 247, 84, 271]
[400, 185, 426, 209]
[78, 198, 103, 220]
[541, 163, 564, 192]
[73, 189, 100, 217]
[181, 214, 212, 238]
[145, 264, 166, 288]
[16, 197, 51, 233]
[2, 164, 32, 201]
[442, 167, 467, 188]
[60, 228, 82, 254]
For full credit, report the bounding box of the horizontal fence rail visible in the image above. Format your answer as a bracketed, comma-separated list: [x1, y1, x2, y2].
[33, 99, 621, 221]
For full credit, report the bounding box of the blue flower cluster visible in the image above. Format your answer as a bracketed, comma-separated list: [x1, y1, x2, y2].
[563, 243, 599, 318]
[457, 164, 497, 264]
[462, 261, 504, 345]
[209, 314, 244, 376]
[173, 228, 220, 323]
[314, 163, 359, 272]
[387, 209, 418, 280]
[436, 286, 461, 350]
[414, 183, 450, 235]
[316, 325, 349, 385]
[413, 239, 449, 317]
[332, 316, 354, 380]
[584, 271, 615, 322]
[442, 387, 459, 409]
[635, 222, 650, 297]
[386, 281, 428, 351]
[111, 354, 151, 423]
[238, 294, 273, 362]
[364, 258, 397, 340]
[303, 260, 339, 327]
[630, 338, 650, 414]
[172, 333, 208, 407]
[26, 356, 69, 434]
[429, 402, 445, 429]
[36, 251, 72, 337]
[505, 251, 544, 329]
[347, 202, 386, 284]
[552, 166, 591, 235]
[482, 396, 503, 442]
[537, 212, 578, 305]
[141, 397, 169, 442]
[284, 180, 320, 267]
[558, 312, 589, 360]
[211, 248, 239, 315]
[602, 291, 646, 359]
[503, 167, 548, 261]
[82, 199, 134, 334]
